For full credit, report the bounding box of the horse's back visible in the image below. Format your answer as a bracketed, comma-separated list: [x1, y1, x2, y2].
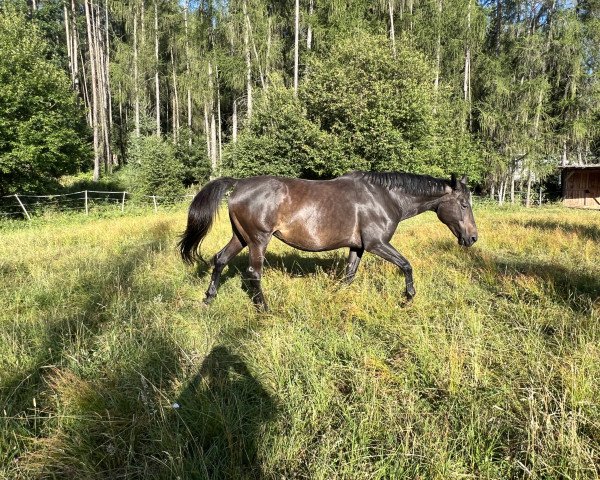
[228, 175, 363, 251]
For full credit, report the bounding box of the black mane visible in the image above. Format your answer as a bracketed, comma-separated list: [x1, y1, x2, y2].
[348, 171, 450, 196]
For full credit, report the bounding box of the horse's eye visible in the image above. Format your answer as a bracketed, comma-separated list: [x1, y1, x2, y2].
[460, 203, 468, 209]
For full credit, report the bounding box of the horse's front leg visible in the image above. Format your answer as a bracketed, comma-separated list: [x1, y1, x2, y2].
[344, 247, 364, 284]
[367, 242, 416, 300]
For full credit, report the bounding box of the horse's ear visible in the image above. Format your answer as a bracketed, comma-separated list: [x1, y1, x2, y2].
[450, 173, 458, 190]
[460, 175, 468, 187]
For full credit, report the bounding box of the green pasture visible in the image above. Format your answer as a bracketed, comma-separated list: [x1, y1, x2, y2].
[0, 205, 598, 479]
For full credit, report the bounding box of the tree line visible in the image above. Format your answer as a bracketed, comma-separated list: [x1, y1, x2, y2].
[0, 0, 598, 204]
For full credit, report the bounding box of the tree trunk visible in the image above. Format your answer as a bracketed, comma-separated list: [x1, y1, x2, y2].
[118, 83, 124, 165]
[141, 0, 145, 45]
[498, 178, 505, 205]
[84, 0, 101, 181]
[63, 1, 74, 87]
[134, 8, 140, 137]
[171, 47, 180, 141]
[187, 89, 192, 144]
[248, 17, 265, 89]
[184, 0, 192, 145]
[154, 0, 160, 136]
[494, 0, 502, 54]
[216, 66, 222, 166]
[204, 102, 211, 165]
[232, 99, 238, 143]
[464, 0, 472, 130]
[389, 0, 396, 58]
[307, 0, 313, 50]
[265, 16, 271, 88]
[434, 0, 442, 92]
[71, 0, 79, 91]
[243, 0, 252, 117]
[79, 48, 92, 126]
[293, 0, 299, 97]
[104, 0, 113, 171]
[525, 173, 532, 207]
[210, 112, 217, 175]
[510, 170, 515, 204]
[91, 3, 106, 173]
[92, 0, 108, 174]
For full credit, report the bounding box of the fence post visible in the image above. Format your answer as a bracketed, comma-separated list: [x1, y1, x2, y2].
[84, 190, 89, 215]
[152, 196, 158, 213]
[121, 191, 126, 212]
[14, 194, 31, 220]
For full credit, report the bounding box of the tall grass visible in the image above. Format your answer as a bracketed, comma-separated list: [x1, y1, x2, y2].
[1, 205, 598, 479]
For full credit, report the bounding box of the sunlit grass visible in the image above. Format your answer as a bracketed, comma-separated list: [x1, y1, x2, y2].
[1, 204, 599, 479]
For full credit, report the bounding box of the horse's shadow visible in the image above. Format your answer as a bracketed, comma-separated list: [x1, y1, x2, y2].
[197, 249, 347, 288]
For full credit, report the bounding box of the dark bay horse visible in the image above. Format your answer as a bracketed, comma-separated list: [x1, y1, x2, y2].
[179, 171, 478, 310]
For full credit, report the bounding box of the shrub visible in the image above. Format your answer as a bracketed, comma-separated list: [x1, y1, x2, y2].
[224, 31, 483, 181]
[223, 85, 349, 179]
[128, 135, 184, 201]
[174, 128, 211, 186]
[301, 30, 483, 179]
[0, 7, 90, 195]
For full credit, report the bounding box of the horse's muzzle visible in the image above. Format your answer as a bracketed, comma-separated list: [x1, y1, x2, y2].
[459, 234, 478, 247]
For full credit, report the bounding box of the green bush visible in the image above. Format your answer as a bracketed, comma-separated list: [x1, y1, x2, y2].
[174, 128, 211, 186]
[223, 31, 483, 181]
[301, 30, 483, 179]
[0, 7, 90, 195]
[128, 135, 184, 201]
[223, 85, 349, 179]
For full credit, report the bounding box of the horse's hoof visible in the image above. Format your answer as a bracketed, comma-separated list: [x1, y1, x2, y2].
[258, 305, 269, 313]
[253, 302, 269, 313]
[203, 296, 214, 307]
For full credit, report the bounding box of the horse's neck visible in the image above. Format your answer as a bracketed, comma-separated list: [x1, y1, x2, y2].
[394, 192, 447, 221]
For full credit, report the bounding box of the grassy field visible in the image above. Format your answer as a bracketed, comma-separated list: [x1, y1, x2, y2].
[0, 204, 599, 479]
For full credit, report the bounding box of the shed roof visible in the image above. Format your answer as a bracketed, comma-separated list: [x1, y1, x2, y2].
[560, 164, 600, 170]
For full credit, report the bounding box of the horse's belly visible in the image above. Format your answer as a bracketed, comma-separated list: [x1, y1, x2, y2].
[273, 220, 360, 252]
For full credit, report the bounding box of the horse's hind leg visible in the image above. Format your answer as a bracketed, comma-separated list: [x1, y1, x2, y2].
[344, 247, 364, 284]
[366, 242, 416, 300]
[245, 235, 270, 311]
[204, 234, 245, 305]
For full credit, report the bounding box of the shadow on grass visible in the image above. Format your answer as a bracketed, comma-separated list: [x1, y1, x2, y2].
[510, 218, 600, 241]
[193, 248, 347, 305]
[221, 250, 346, 278]
[1, 220, 278, 478]
[431, 240, 600, 315]
[0, 221, 170, 431]
[175, 346, 277, 479]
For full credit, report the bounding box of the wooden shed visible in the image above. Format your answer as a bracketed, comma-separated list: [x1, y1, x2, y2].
[561, 165, 600, 209]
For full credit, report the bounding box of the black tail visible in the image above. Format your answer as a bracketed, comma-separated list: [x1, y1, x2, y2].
[178, 177, 238, 265]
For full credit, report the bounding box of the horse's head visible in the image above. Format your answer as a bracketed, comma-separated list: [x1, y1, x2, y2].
[436, 174, 478, 247]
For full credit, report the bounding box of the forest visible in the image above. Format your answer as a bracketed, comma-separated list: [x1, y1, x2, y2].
[0, 0, 599, 204]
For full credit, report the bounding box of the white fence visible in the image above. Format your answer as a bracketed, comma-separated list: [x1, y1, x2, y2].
[0, 190, 196, 219]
